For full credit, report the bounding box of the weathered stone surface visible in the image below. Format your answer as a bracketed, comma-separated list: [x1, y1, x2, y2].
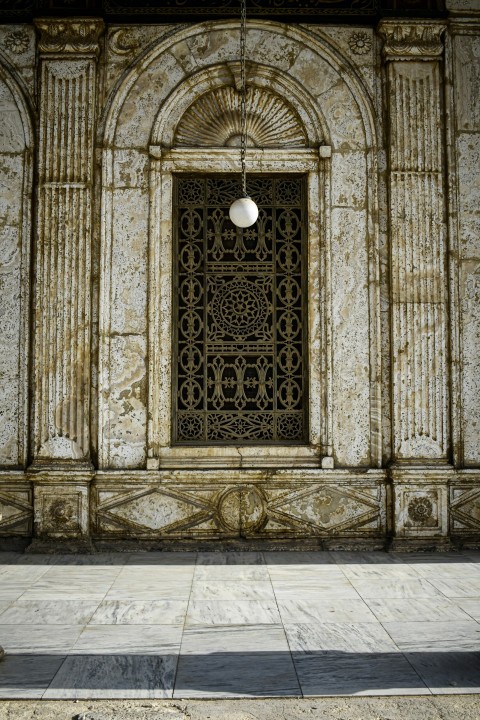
[0, 11, 478, 546]
[0, 77, 29, 467]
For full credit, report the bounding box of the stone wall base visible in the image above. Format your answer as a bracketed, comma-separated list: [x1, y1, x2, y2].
[1, 468, 479, 550]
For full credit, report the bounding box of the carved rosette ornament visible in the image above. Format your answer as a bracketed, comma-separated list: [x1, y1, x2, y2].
[32, 18, 104, 468]
[4, 30, 29, 54]
[378, 20, 449, 463]
[408, 496, 434, 525]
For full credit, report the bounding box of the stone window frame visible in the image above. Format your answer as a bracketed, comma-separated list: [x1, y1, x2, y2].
[146, 146, 334, 470]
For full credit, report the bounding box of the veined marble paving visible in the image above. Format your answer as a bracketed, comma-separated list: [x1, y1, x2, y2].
[1, 550, 480, 698]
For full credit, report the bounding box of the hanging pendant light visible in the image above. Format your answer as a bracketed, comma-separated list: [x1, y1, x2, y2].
[229, 0, 258, 228]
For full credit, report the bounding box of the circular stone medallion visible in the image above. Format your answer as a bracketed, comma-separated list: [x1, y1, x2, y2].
[217, 485, 266, 533]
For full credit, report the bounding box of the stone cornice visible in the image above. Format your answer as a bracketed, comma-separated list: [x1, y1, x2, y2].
[378, 19, 446, 61]
[34, 17, 104, 56]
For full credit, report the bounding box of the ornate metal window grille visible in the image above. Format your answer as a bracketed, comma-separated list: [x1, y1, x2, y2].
[173, 175, 308, 444]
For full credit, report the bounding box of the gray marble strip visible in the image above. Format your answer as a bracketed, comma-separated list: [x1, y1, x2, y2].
[44, 654, 177, 699]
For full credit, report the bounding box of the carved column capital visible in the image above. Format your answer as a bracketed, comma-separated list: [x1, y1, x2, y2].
[34, 17, 104, 56]
[377, 20, 446, 61]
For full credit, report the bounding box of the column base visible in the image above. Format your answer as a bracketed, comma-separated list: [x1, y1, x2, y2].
[389, 537, 454, 552]
[28, 467, 94, 541]
[389, 464, 454, 543]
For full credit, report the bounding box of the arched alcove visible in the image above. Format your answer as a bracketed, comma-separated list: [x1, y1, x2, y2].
[98, 20, 381, 477]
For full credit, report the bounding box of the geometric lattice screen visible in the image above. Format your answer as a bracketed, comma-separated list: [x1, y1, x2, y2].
[173, 175, 308, 444]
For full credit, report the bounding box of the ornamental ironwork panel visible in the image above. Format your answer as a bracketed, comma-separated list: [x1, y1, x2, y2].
[173, 175, 308, 445]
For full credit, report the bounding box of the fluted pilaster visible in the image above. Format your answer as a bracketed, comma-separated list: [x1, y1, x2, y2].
[32, 18, 103, 463]
[379, 20, 449, 462]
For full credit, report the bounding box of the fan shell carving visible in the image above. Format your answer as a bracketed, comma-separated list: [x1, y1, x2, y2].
[174, 85, 307, 148]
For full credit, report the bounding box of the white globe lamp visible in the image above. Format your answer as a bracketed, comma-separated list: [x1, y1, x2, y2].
[229, 196, 258, 228]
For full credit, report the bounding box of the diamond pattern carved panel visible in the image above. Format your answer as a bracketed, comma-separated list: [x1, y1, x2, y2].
[450, 485, 480, 534]
[93, 480, 384, 539]
[173, 175, 308, 445]
[0, 484, 33, 536]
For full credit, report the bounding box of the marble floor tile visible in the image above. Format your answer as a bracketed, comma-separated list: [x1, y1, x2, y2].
[0, 585, 35, 602]
[43, 654, 177, 699]
[0, 552, 22, 565]
[173, 652, 301, 698]
[105, 579, 193, 600]
[1, 565, 51, 582]
[0, 599, 100, 625]
[404, 650, 480, 694]
[127, 552, 197, 566]
[267, 566, 346, 581]
[41, 568, 121, 586]
[72, 624, 183, 654]
[0, 599, 14, 615]
[90, 599, 188, 625]
[10, 555, 57, 565]
[391, 552, 473, 565]
[329, 551, 404, 565]
[339, 564, 422, 580]
[292, 651, 429, 696]
[0, 654, 66, 699]
[406, 561, 480, 578]
[277, 598, 377, 624]
[51, 553, 130, 566]
[0, 624, 84, 653]
[116, 568, 195, 583]
[174, 624, 300, 697]
[284, 622, 399, 653]
[196, 552, 264, 565]
[190, 581, 275, 601]
[185, 599, 281, 626]
[179, 624, 290, 653]
[351, 578, 442, 599]
[194, 564, 270, 581]
[382, 620, 480, 652]
[264, 551, 335, 566]
[366, 597, 474, 623]
[426, 577, 480, 598]
[272, 579, 359, 600]
[452, 598, 480, 622]
[26, 583, 110, 600]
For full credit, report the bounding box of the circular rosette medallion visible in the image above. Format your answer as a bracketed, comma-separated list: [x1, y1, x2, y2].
[211, 278, 269, 338]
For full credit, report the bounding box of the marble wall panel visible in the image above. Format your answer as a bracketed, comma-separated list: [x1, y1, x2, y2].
[113, 52, 189, 147]
[330, 206, 371, 467]
[453, 32, 480, 466]
[461, 259, 480, 465]
[110, 188, 149, 335]
[330, 151, 367, 209]
[105, 334, 147, 469]
[0, 81, 27, 466]
[457, 133, 480, 258]
[454, 34, 480, 133]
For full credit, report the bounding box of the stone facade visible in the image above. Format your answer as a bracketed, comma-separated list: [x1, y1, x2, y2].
[0, 2, 479, 549]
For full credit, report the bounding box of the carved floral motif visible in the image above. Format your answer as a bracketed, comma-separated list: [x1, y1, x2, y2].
[408, 496, 434, 525]
[4, 30, 29, 54]
[348, 31, 372, 56]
